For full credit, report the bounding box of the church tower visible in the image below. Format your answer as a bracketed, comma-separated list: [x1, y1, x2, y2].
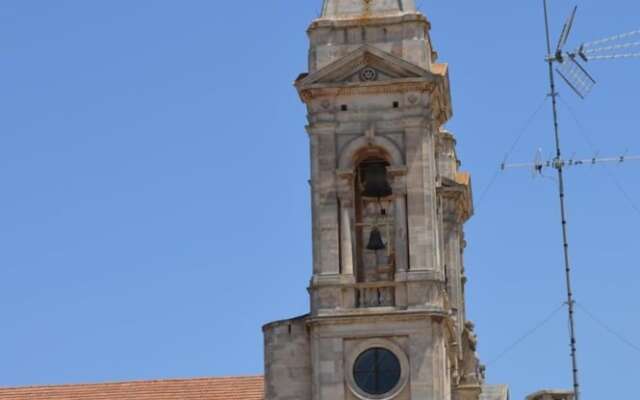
[264, 2, 501, 399]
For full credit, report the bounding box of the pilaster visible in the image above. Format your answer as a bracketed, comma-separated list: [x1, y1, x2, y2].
[404, 117, 439, 272]
[308, 123, 341, 277]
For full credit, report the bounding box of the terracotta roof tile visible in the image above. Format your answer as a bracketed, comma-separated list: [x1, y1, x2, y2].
[0, 375, 264, 400]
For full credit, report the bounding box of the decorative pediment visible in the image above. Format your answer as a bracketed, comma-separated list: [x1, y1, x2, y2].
[295, 45, 452, 125]
[296, 45, 440, 88]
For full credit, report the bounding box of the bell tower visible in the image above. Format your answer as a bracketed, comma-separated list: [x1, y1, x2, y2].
[263, 2, 505, 400]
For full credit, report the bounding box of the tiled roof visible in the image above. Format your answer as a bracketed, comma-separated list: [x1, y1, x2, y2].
[0, 375, 264, 400]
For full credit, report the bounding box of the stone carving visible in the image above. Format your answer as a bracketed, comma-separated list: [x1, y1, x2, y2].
[359, 67, 379, 82]
[460, 321, 485, 385]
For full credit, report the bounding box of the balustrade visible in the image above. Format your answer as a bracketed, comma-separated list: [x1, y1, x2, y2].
[354, 282, 396, 308]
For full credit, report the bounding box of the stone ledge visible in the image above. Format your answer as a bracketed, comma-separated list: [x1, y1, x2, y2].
[307, 307, 449, 326]
[309, 12, 429, 30]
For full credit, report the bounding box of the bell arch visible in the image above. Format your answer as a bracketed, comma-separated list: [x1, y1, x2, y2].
[336, 136, 408, 286]
[338, 135, 404, 171]
[336, 142, 400, 286]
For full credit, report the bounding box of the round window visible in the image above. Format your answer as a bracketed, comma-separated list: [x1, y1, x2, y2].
[353, 347, 402, 395]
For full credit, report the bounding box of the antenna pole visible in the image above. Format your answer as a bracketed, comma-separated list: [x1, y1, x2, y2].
[543, 1, 581, 399]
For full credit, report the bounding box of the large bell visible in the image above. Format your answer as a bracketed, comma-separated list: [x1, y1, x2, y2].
[361, 162, 392, 198]
[366, 227, 386, 251]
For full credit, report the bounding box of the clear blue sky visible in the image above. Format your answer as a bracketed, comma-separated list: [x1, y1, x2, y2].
[1, 1, 638, 399]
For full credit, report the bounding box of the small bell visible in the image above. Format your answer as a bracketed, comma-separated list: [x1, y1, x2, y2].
[361, 162, 392, 198]
[366, 227, 386, 251]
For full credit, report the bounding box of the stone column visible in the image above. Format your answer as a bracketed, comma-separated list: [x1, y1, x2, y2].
[308, 123, 340, 277]
[337, 170, 357, 308]
[337, 171, 355, 277]
[448, 225, 464, 330]
[460, 235, 468, 325]
[391, 172, 408, 307]
[404, 118, 439, 272]
[440, 186, 471, 334]
[309, 133, 321, 275]
[340, 207, 354, 276]
[391, 173, 408, 273]
[442, 196, 463, 332]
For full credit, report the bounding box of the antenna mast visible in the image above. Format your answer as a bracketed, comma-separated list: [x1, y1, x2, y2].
[501, 3, 639, 397]
[542, 1, 581, 399]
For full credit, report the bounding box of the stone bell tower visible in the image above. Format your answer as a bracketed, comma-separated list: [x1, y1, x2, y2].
[263, 1, 507, 399]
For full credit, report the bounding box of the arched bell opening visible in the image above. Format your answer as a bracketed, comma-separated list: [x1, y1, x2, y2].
[353, 148, 397, 283]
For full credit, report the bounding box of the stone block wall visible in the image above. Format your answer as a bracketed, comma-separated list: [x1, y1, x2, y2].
[263, 317, 312, 400]
[308, 14, 434, 72]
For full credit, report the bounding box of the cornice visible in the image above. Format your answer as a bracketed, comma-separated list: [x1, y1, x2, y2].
[299, 79, 437, 102]
[306, 308, 450, 328]
[308, 12, 430, 32]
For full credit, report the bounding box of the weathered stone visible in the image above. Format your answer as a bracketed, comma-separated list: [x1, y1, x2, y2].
[526, 390, 575, 400]
[264, 2, 564, 400]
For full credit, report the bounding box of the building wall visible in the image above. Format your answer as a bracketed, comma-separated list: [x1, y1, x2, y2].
[264, 2, 481, 400]
[263, 317, 312, 400]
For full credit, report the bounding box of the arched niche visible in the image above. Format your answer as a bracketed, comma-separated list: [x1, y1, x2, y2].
[348, 146, 397, 284]
[338, 135, 404, 171]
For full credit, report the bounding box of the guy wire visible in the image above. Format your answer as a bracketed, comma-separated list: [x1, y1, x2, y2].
[557, 95, 640, 218]
[576, 302, 640, 355]
[476, 96, 549, 210]
[486, 302, 566, 366]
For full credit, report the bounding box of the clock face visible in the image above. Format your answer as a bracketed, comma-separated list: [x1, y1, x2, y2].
[353, 348, 402, 395]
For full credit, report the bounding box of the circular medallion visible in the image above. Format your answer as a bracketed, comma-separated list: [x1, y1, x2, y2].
[359, 67, 378, 82]
[353, 348, 401, 396]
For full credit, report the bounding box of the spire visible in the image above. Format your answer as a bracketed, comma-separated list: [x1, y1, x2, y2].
[321, 0, 417, 19]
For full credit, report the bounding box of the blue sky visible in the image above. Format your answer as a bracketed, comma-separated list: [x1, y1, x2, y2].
[1, 1, 638, 399]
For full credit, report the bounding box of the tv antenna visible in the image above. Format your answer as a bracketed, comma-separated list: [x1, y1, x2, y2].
[499, 2, 640, 400]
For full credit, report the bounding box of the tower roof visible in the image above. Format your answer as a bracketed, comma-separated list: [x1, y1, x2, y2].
[321, 0, 416, 19]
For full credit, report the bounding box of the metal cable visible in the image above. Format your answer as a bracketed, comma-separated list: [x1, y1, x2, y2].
[475, 96, 549, 210]
[575, 302, 640, 354]
[486, 303, 566, 366]
[557, 96, 640, 218]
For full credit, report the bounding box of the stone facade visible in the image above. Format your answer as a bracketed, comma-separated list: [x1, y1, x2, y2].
[263, 1, 492, 400]
[263, 2, 574, 400]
